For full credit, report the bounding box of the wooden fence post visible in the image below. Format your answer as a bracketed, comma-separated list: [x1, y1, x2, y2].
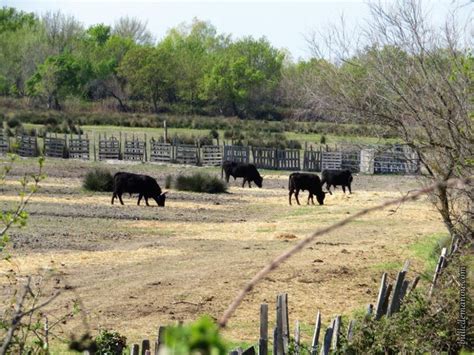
[429, 247, 447, 298]
[387, 262, 409, 316]
[259, 304, 268, 355]
[131, 344, 140, 355]
[155, 326, 166, 355]
[374, 273, 387, 320]
[275, 295, 284, 355]
[347, 320, 356, 342]
[281, 293, 289, 354]
[141, 339, 150, 355]
[294, 320, 300, 355]
[319, 325, 333, 355]
[332, 316, 341, 350]
[310, 311, 321, 355]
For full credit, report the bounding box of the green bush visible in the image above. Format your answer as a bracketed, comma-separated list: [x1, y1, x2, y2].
[164, 316, 227, 354]
[165, 175, 173, 189]
[7, 117, 21, 129]
[174, 173, 227, 193]
[95, 329, 127, 355]
[83, 168, 114, 192]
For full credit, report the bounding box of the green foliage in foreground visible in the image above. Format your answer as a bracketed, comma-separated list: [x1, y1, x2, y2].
[173, 173, 227, 194]
[343, 252, 472, 354]
[95, 329, 127, 355]
[164, 316, 228, 355]
[83, 168, 114, 192]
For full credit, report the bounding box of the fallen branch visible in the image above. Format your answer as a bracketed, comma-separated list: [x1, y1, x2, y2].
[218, 177, 471, 327]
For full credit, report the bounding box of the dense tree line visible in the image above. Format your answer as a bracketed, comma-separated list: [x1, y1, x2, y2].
[0, 8, 286, 118]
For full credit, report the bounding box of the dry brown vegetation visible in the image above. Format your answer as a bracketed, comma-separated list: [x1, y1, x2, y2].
[0, 158, 446, 346]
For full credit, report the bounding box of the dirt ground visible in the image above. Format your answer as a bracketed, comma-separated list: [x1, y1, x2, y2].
[0, 158, 446, 347]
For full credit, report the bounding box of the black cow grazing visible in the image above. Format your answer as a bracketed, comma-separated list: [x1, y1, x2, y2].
[321, 169, 353, 194]
[111, 172, 167, 206]
[288, 172, 326, 205]
[221, 161, 263, 188]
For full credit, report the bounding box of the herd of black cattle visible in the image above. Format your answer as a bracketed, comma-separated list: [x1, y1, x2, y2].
[110, 161, 354, 207]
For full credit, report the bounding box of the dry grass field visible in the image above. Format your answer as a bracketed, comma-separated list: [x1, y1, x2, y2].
[0, 158, 447, 349]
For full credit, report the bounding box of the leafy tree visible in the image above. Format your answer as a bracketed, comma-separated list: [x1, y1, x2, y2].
[118, 45, 176, 112]
[0, 8, 46, 96]
[204, 37, 284, 118]
[0, 7, 36, 33]
[26, 53, 86, 109]
[163, 19, 228, 113]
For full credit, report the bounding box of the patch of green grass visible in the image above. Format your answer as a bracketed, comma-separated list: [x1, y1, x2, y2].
[408, 232, 450, 273]
[288, 207, 319, 217]
[256, 226, 276, 233]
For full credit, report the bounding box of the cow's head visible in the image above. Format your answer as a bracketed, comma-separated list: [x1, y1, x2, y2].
[316, 191, 326, 205]
[255, 175, 263, 188]
[155, 191, 168, 207]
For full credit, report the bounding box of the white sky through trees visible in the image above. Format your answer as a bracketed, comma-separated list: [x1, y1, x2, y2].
[4, 0, 468, 60]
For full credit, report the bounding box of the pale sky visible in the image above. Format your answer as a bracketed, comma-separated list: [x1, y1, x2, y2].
[4, 0, 471, 60]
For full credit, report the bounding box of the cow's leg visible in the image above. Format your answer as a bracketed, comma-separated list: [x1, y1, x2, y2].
[326, 184, 333, 195]
[309, 193, 315, 205]
[225, 173, 230, 183]
[289, 189, 293, 205]
[145, 197, 150, 206]
[248, 180, 252, 188]
[118, 193, 124, 205]
[295, 189, 301, 205]
[111, 193, 116, 205]
[242, 178, 246, 188]
[348, 184, 352, 194]
[137, 194, 142, 205]
[307, 193, 311, 205]
[342, 185, 346, 193]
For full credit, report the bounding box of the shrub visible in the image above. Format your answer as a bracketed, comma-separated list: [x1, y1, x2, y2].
[164, 316, 227, 354]
[174, 173, 227, 193]
[7, 117, 21, 129]
[83, 168, 114, 192]
[95, 329, 127, 355]
[165, 175, 173, 189]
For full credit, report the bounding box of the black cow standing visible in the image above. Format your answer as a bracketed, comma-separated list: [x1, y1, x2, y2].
[221, 161, 263, 188]
[288, 172, 326, 205]
[111, 172, 167, 206]
[320, 169, 353, 194]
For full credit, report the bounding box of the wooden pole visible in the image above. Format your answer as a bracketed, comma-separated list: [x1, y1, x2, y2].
[259, 304, 268, 355]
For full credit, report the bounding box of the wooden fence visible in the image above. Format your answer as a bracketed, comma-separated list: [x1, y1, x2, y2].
[0, 130, 9, 155]
[98, 134, 121, 160]
[43, 133, 66, 158]
[175, 144, 199, 165]
[201, 145, 223, 166]
[80, 244, 450, 355]
[224, 145, 250, 164]
[150, 141, 172, 163]
[16, 135, 38, 157]
[303, 150, 321, 172]
[123, 134, 146, 161]
[68, 134, 90, 160]
[0, 130, 420, 175]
